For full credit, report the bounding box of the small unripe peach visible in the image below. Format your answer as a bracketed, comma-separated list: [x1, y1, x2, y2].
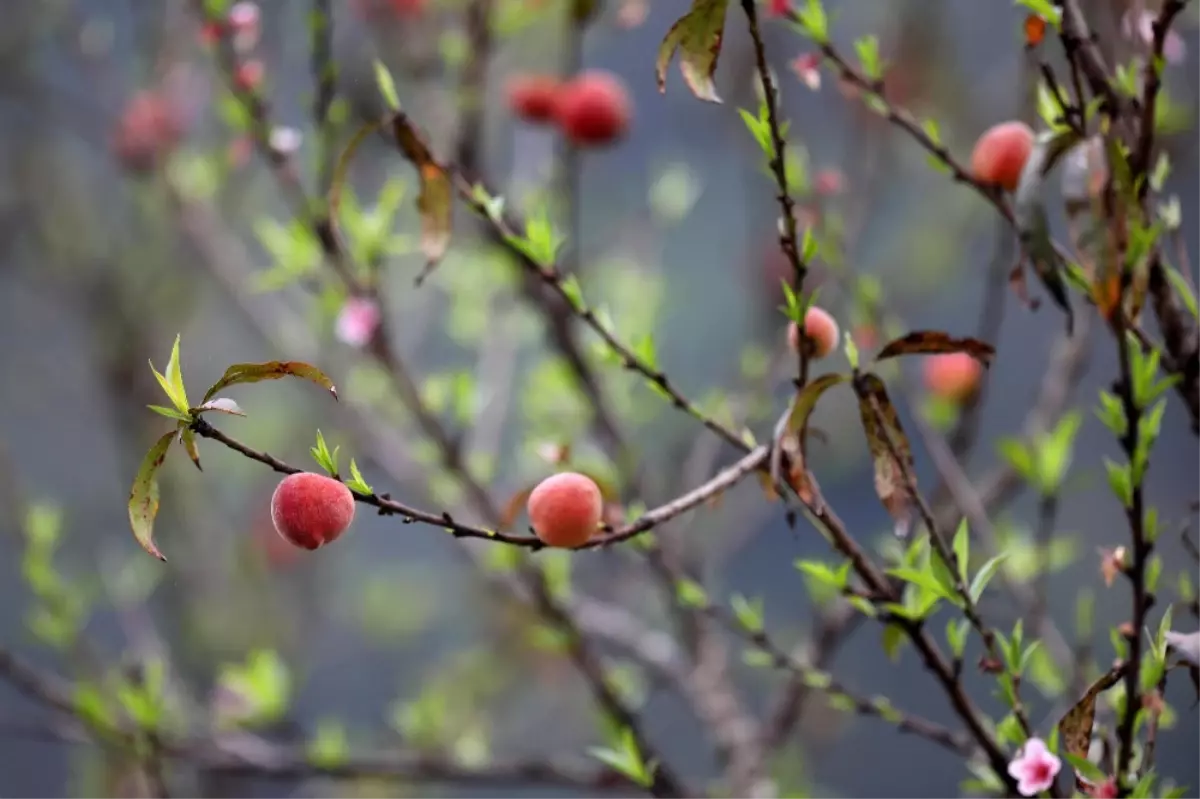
[507, 74, 562, 124]
[556, 71, 630, 147]
[527, 472, 603, 548]
[787, 306, 840, 360]
[923, 353, 983, 402]
[270, 472, 355, 551]
[970, 121, 1034, 191]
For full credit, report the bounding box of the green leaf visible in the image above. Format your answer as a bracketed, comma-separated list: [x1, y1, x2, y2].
[202, 361, 337, 404]
[730, 593, 764, 633]
[968, 553, 1010, 603]
[150, 338, 189, 412]
[127, 432, 176, 561]
[656, 0, 731, 103]
[180, 426, 202, 471]
[881, 623, 906, 662]
[311, 430, 339, 476]
[1033, 410, 1082, 494]
[675, 578, 709, 608]
[791, 0, 828, 42]
[1164, 265, 1199, 321]
[147, 405, 192, 422]
[887, 567, 958, 604]
[307, 719, 349, 767]
[1104, 458, 1133, 507]
[373, 59, 400, 111]
[946, 618, 969, 659]
[163, 334, 188, 410]
[345, 458, 373, 494]
[952, 519, 970, 584]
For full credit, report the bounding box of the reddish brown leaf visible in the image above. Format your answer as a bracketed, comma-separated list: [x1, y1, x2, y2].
[771, 374, 848, 511]
[873, 331, 996, 367]
[201, 361, 337, 404]
[853, 373, 917, 539]
[391, 114, 453, 282]
[1057, 665, 1123, 764]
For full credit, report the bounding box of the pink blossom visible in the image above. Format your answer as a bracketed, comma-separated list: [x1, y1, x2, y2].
[268, 126, 302, 155]
[1008, 737, 1061, 797]
[1079, 775, 1118, 798]
[228, 2, 261, 53]
[335, 297, 382, 348]
[815, 168, 845, 195]
[790, 53, 821, 90]
[1121, 10, 1186, 65]
[767, 0, 790, 17]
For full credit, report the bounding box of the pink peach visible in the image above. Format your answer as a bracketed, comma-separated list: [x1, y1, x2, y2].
[527, 472, 603, 548]
[923, 353, 983, 402]
[787, 306, 840, 360]
[970, 121, 1035, 192]
[270, 472, 355, 551]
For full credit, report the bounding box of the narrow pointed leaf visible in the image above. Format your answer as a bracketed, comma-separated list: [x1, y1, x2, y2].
[164, 334, 189, 411]
[329, 118, 388, 224]
[1056, 665, 1123, 762]
[391, 114, 452, 283]
[873, 331, 995, 366]
[773, 373, 847, 509]
[193, 398, 247, 417]
[147, 405, 192, 422]
[853, 373, 917, 539]
[202, 361, 337, 404]
[656, 0, 730, 103]
[128, 432, 176, 561]
[180, 427, 202, 471]
[149, 364, 186, 414]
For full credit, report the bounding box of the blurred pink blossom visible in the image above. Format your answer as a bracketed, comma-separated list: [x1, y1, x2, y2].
[1121, 10, 1186, 64]
[815, 168, 845, 195]
[790, 53, 821, 90]
[229, 2, 261, 53]
[336, 297, 381, 348]
[269, 126, 302, 155]
[1008, 737, 1061, 797]
[767, 0, 790, 17]
[1080, 776, 1118, 798]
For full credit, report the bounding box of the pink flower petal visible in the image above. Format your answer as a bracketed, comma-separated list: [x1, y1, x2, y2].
[335, 298, 382, 348]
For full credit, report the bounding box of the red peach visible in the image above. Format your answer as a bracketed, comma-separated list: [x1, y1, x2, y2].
[787, 306, 840, 360]
[556, 71, 630, 147]
[507, 74, 563, 125]
[922, 353, 983, 402]
[270, 472, 355, 551]
[970, 121, 1034, 192]
[527, 472, 603, 548]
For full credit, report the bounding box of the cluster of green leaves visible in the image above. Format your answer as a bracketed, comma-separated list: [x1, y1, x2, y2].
[214, 649, 292, 729]
[21, 504, 89, 651]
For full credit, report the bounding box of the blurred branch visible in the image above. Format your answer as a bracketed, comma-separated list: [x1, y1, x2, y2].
[706, 604, 975, 757]
[310, 0, 338, 195]
[0, 647, 630, 793]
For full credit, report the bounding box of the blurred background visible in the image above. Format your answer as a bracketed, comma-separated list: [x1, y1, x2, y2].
[0, 0, 1197, 796]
